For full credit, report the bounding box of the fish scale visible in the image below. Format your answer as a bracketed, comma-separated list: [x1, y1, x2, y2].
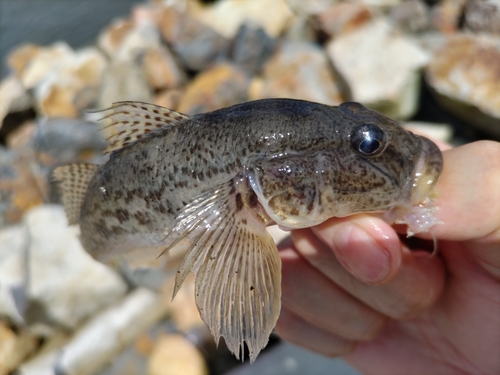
[54, 98, 443, 362]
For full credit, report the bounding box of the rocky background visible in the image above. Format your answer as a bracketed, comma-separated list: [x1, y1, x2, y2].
[0, 0, 499, 374]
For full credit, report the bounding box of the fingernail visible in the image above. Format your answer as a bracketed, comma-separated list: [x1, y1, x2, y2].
[333, 223, 392, 284]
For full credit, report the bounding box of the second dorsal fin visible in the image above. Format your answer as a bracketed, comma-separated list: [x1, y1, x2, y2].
[98, 101, 189, 155]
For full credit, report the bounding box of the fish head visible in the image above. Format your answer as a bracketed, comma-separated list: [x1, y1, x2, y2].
[248, 102, 443, 229]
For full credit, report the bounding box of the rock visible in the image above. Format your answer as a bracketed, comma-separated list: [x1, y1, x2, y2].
[0, 225, 28, 324]
[22, 205, 127, 331]
[33, 117, 104, 165]
[287, 0, 341, 16]
[425, 34, 500, 137]
[167, 274, 204, 332]
[97, 18, 135, 58]
[19, 288, 167, 375]
[148, 334, 208, 375]
[191, 0, 293, 39]
[463, 0, 500, 34]
[315, 2, 373, 38]
[34, 47, 107, 118]
[158, 6, 229, 72]
[6, 121, 37, 150]
[228, 22, 276, 75]
[6, 43, 42, 78]
[143, 45, 186, 90]
[429, 0, 468, 34]
[0, 75, 33, 128]
[0, 147, 47, 227]
[177, 63, 249, 115]
[249, 41, 344, 105]
[327, 18, 429, 119]
[389, 0, 429, 32]
[0, 322, 39, 375]
[155, 89, 184, 111]
[98, 60, 154, 109]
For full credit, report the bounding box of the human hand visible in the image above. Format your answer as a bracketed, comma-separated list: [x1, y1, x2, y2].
[275, 141, 500, 375]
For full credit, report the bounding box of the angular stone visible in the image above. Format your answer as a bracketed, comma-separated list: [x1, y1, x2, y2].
[389, 0, 429, 32]
[98, 60, 154, 109]
[0, 147, 47, 227]
[19, 288, 167, 375]
[6, 43, 42, 78]
[177, 63, 249, 115]
[22, 205, 128, 331]
[250, 41, 344, 105]
[315, 2, 373, 38]
[429, 0, 468, 34]
[143, 46, 186, 90]
[464, 0, 500, 34]
[0, 224, 28, 324]
[97, 18, 135, 58]
[33, 117, 104, 165]
[426, 34, 500, 137]
[158, 7, 229, 72]
[287, 0, 341, 16]
[0, 75, 33, 128]
[148, 334, 208, 375]
[191, 0, 293, 39]
[228, 22, 276, 75]
[0, 322, 38, 374]
[327, 18, 429, 119]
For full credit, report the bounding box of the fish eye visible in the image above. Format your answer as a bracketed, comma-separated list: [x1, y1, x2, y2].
[350, 123, 387, 157]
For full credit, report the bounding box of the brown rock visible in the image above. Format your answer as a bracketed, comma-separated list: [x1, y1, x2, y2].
[315, 2, 373, 38]
[158, 7, 229, 72]
[0, 322, 39, 375]
[143, 46, 186, 90]
[250, 41, 344, 105]
[155, 89, 184, 111]
[148, 334, 208, 375]
[6, 43, 42, 78]
[177, 63, 249, 115]
[0, 75, 33, 128]
[429, 0, 468, 34]
[426, 34, 500, 137]
[97, 18, 135, 57]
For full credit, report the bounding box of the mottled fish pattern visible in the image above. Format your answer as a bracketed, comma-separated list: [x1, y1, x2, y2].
[54, 99, 443, 361]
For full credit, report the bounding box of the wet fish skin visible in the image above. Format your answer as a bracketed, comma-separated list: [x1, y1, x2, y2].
[54, 99, 443, 362]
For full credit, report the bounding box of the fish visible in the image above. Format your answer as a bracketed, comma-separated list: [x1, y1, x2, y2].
[53, 99, 443, 361]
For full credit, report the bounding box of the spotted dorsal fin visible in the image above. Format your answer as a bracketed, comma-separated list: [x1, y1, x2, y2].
[97, 101, 189, 155]
[53, 163, 99, 225]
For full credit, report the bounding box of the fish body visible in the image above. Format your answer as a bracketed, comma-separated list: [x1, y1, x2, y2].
[54, 99, 443, 361]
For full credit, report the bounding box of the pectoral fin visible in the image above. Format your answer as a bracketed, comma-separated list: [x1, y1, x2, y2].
[161, 180, 281, 362]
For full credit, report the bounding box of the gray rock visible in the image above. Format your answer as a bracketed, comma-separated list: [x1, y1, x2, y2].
[229, 22, 276, 75]
[327, 18, 429, 119]
[464, 0, 500, 34]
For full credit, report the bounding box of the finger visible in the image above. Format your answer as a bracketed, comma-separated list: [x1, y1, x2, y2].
[279, 240, 386, 341]
[275, 306, 356, 357]
[296, 219, 445, 319]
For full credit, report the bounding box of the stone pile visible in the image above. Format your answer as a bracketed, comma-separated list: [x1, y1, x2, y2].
[0, 0, 498, 374]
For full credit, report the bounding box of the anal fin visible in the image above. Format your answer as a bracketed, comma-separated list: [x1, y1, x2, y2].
[53, 164, 99, 225]
[161, 180, 281, 362]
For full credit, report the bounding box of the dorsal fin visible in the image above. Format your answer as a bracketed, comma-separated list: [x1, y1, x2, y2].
[97, 101, 189, 155]
[53, 163, 99, 225]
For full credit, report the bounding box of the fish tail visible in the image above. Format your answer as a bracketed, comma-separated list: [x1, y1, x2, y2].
[53, 163, 99, 225]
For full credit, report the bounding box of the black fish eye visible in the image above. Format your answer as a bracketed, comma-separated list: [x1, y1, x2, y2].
[350, 123, 387, 157]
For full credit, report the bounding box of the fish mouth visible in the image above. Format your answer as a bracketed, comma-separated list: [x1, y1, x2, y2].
[408, 136, 443, 206]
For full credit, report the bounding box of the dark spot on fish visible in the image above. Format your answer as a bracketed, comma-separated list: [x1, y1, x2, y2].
[142, 150, 148, 158]
[173, 165, 178, 173]
[144, 128, 151, 133]
[155, 117, 161, 121]
[290, 207, 299, 216]
[235, 193, 243, 211]
[248, 192, 258, 208]
[145, 114, 151, 119]
[115, 209, 130, 223]
[241, 218, 247, 225]
[141, 106, 148, 110]
[250, 286, 254, 291]
[124, 136, 131, 142]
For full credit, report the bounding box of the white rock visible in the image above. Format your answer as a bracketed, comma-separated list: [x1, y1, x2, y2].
[0, 224, 28, 325]
[327, 18, 429, 119]
[19, 288, 167, 375]
[23, 205, 127, 330]
[191, 0, 293, 39]
[0, 75, 33, 129]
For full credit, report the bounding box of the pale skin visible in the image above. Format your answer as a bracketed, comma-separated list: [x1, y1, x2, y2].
[275, 140, 500, 375]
